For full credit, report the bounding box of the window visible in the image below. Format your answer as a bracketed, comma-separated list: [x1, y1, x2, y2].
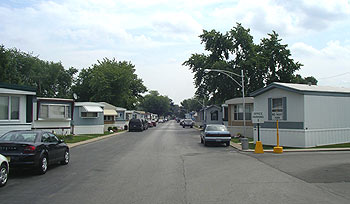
[272, 98, 283, 113]
[39, 104, 71, 119]
[104, 116, 114, 121]
[81, 112, 98, 118]
[0, 96, 20, 120]
[211, 110, 218, 121]
[233, 104, 252, 121]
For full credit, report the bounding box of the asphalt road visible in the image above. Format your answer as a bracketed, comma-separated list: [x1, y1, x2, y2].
[1, 121, 349, 204]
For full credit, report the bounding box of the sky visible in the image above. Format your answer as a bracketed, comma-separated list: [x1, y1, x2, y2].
[1, 0, 350, 104]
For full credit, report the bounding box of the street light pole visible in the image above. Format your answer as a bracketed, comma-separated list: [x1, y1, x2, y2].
[204, 69, 246, 137]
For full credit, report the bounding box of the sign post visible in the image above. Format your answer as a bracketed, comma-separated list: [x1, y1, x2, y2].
[252, 111, 264, 154]
[272, 112, 283, 153]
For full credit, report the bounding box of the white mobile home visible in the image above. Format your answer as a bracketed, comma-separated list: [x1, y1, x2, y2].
[32, 97, 74, 135]
[72, 102, 104, 135]
[0, 83, 36, 136]
[251, 82, 350, 148]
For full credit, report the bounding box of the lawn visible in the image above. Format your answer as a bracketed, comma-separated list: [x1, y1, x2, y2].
[57, 130, 124, 143]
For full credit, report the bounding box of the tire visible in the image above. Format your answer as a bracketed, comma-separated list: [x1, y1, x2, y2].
[0, 163, 8, 187]
[190, 126, 193, 128]
[60, 150, 69, 165]
[200, 137, 203, 143]
[203, 139, 207, 146]
[226, 141, 230, 147]
[183, 126, 185, 128]
[37, 155, 48, 175]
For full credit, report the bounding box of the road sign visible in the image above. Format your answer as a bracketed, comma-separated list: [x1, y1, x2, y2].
[252, 111, 264, 124]
[272, 112, 283, 120]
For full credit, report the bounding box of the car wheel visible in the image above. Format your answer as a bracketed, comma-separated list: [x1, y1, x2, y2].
[37, 155, 48, 175]
[226, 141, 230, 147]
[0, 163, 8, 187]
[200, 137, 203, 143]
[190, 126, 193, 128]
[60, 150, 69, 165]
[203, 139, 207, 146]
[183, 126, 185, 128]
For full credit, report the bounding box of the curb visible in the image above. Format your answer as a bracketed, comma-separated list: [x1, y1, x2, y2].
[230, 141, 350, 152]
[67, 131, 127, 148]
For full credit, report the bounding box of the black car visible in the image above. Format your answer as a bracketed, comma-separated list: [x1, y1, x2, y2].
[129, 119, 144, 132]
[0, 130, 69, 174]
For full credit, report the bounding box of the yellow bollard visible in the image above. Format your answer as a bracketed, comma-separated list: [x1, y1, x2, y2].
[254, 141, 264, 154]
[273, 119, 283, 153]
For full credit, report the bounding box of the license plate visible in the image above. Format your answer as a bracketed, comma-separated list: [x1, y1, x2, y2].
[6, 156, 10, 162]
[216, 139, 222, 142]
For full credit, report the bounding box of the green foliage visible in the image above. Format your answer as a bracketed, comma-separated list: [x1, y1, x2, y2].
[292, 74, 318, 85]
[181, 98, 203, 112]
[72, 58, 147, 109]
[0, 45, 77, 98]
[183, 23, 313, 104]
[139, 90, 171, 116]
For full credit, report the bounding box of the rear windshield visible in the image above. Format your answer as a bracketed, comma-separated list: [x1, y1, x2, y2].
[0, 132, 38, 143]
[206, 125, 228, 132]
[184, 119, 193, 122]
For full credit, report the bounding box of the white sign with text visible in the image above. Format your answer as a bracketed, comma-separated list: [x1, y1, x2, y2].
[252, 111, 264, 124]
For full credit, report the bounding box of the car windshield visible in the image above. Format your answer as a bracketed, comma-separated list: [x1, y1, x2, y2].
[0, 132, 38, 143]
[206, 125, 228, 132]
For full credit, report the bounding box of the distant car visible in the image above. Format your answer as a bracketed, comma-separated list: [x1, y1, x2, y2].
[179, 119, 185, 126]
[0, 130, 69, 175]
[182, 119, 194, 128]
[140, 119, 148, 130]
[0, 154, 9, 187]
[152, 120, 157, 127]
[200, 124, 231, 146]
[148, 121, 154, 128]
[158, 119, 164, 123]
[129, 119, 144, 132]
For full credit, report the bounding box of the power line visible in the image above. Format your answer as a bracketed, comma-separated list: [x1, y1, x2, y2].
[318, 72, 350, 80]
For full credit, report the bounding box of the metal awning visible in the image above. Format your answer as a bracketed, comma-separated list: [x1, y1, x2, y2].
[82, 105, 103, 112]
[104, 109, 117, 116]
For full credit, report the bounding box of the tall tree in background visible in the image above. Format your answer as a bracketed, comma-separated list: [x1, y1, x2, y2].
[183, 23, 315, 105]
[73, 58, 147, 109]
[139, 90, 171, 116]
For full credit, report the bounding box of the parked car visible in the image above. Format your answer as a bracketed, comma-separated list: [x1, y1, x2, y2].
[129, 118, 144, 132]
[0, 154, 9, 187]
[200, 124, 231, 146]
[148, 121, 154, 128]
[141, 119, 148, 130]
[158, 119, 164, 123]
[0, 130, 69, 175]
[152, 120, 157, 127]
[179, 119, 185, 126]
[183, 119, 194, 128]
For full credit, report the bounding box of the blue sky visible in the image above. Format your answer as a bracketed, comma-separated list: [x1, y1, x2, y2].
[1, 0, 350, 104]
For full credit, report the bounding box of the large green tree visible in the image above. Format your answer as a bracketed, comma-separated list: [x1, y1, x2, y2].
[0, 45, 77, 98]
[73, 58, 147, 109]
[183, 23, 314, 104]
[139, 90, 171, 116]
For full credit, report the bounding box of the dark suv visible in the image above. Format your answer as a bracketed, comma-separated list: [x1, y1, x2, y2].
[129, 119, 144, 132]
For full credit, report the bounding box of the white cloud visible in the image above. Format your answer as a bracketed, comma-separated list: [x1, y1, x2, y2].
[211, 0, 350, 36]
[291, 41, 350, 87]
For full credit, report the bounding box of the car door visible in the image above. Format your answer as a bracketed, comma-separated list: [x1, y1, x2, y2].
[48, 133, 65, 162]
[41, 133, 57, 163]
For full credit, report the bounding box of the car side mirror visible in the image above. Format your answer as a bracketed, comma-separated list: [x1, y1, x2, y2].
[59, 139, 64, 143]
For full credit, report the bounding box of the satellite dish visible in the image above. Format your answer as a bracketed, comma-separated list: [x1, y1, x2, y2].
[73, 93, 78, 100]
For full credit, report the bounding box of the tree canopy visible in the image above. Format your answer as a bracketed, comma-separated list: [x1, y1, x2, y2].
[0, 45, 77, 98]
[139, 91, 171, 116]
[73, 58, 147, 109]
[183, 23, 316, 105]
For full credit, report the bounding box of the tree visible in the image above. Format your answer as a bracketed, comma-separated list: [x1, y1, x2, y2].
[292, 74, 318, 85]
[181, 98, 203, 112]
[183, 23, 311, 104]
[73, 58, 147, 109]
[0, 45, 77, 98]
[139, 90, 171, 116]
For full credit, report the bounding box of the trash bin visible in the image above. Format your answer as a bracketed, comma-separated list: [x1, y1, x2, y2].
[241, 138, 249, 150]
